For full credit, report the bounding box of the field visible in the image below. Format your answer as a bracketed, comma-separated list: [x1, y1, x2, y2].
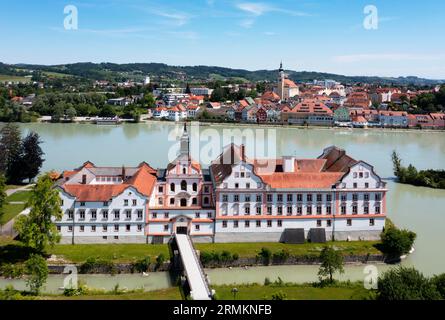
[0, 75, 31, 83]
[0, 191, 31, 225]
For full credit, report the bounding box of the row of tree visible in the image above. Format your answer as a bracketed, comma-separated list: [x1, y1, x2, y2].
[0, 124, 44, 184]
[392, 151, 445, 189]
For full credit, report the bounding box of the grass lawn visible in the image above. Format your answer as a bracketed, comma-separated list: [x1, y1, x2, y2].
[5, 185, 27, 191]
[0, 75, 31, 83]
[0, 203, 26, 225]
[49, 244, 170, 263]
[195, 241, 381, 258]
[214, 283, 372, 300]
[41, 288, 183, 300]
[6, 191, 31, 203]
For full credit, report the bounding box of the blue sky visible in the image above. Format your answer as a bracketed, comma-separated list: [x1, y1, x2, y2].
[1, 0, 444, 78]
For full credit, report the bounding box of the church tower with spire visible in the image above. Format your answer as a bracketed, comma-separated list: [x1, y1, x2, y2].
[278, 61, 285, 101]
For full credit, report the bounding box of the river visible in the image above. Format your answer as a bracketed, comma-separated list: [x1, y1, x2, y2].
[1, 122, 444, 292]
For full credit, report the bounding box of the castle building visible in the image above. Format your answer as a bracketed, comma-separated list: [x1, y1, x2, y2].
[55, 126, 387, 244]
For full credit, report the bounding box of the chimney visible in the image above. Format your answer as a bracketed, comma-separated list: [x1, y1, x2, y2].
[82, 175, 87, 184]
[122, 166, 126, 180]
[283, 156, 295, 173]
[240, 145, 246, 162]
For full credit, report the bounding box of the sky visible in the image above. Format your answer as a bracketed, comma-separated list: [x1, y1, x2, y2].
[0, 0, 444, 79]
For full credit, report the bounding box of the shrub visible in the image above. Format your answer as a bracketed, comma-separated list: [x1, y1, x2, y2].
[132, 256, 151, 273]
[24, 254, 48, 295]
[156, 253, 166, 270]
[432, 273, 445, 299]
[264, 277, 272, 286]
[272, 249, 290, 263]
[79, 257, 117, 274]
[380, 226, 416, 257]
[0, 285, 26, 300]
[0, 263, 25, 278]
[377, 267, 440, 300]
[257, 248, 272, 265]
[271, 291, 287, 300]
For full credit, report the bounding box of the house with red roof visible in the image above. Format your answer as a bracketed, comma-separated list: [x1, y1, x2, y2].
[281, 99, 334, 126]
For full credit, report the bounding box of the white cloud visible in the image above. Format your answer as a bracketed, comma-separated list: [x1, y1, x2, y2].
[240, 19, 255, 28]
[151, 10, 191, 26]
[237, 2, 271, 16]
[333, 53, 445, 63]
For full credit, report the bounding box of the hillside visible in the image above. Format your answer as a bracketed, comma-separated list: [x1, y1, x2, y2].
[1, 62, 444, 86]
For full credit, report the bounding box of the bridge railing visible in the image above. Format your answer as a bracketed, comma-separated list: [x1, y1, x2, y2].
[184, 234, 212, 298]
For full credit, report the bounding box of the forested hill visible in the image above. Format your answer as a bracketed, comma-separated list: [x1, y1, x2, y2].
[1, 62, 444, 85]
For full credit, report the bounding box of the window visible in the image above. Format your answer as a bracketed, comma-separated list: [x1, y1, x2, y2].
[181, 180, 187, 191]
[79, 210, 85, 220]
[267, 220, 272, 228]
[297, 206, 302, 215]
[245, 206, 250, 215]
[204, 186, 209, 193]
[267, 194, 273, 202]
[80, 202, 85, 207]
[256, 220, 261, 228]
[234, 221, 239, 228]
[234, 195, 239, 202]
[341, 206, 346, 215]
[364, 206, 369, 214]
[341, 194, 347, 202]
[352, 194, 358, 202]
[277, 206, 283, 215]
[277, 194, 283, 202]
[91, 225, 96, 232]
[326, 194, 332, 202]
[353, 183, 358, 189]
[114, 236, 119, 240]
[164, 212, 169, 219]
[103, 202, 109, 207]
[245, 195, 251, 202]
[57, 226, 61, 232]
[317, 206, 322, 215]
[222, 221, 228, 228]
[103, 210, 108, 220]
[359, 172, 363, 178]
[80, 226, 85, 232]
[114, 225, 119, 232]
[245, 221, 250, 228]
[195, 212, 200, 219]
[241, 172, 245, 178]
[267, 206, 272, 215]
[327, 220, 332, 227]
[297, 194, 303, 202]
[68, 226, 73, 233]
[317, 220, 322, 227]
[326, 206, 332, 215]
[277, 220, 282, 227]
[195, 225, 200, 231]
[138, 225, 143, 232]
[353, 206, 358, 215]
[126, 225, 131, 232]
[370, 219, 375, 226]
[287, 194, 293, 202]
[365, 172, 369, 178]
[126, 210, 131, 219]
[364, 194, 370, 201]
[91, 210, 97, 220]
[365, 183, 369, 189]
[164, 225, 169, 231]
[203, 197, 209, 205]
[192, 198, 197, 205]
[256, 207, 262, 215]
[114, 210, 120, 220]
[170, 198, 175, 205]
[235, 183, 239, 189]
[152, 212, 157, 219]
[235, 172, 239, 178]
[375, 194, 382, 201]
[207, 212, 212, 218]
[170, 183, 175, 192]
[124, 200, 129, 206]
[307, 194, 313, 202]
[246, 183, 250, 189]
[183, 168, 187, 174]
[67, 210, 74, 220]
[61, 200, 64, 206]
[287, 206, 292, 215]
[222, 195, 228, 202]
[347, 219, 352, 226]
[256, 195, 262, 202]
[132, 199, 137, 206]
[103, 225, 108, 232]
[375, 206, 381, 214]
[306, 206, 312, 215]
[158, 198, 163, 205]
[137, 210, 143, 219]
[317, 194, 322, 202]
[353, 172, 358, 178]
[158, 186, 164, 193]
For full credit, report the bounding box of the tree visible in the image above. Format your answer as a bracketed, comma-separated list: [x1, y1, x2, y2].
[0, 123, 23, 184]
[0, 174, 6, 223]
[21, 132, 44, 183]
[65, 106, 77, 121]
[318, 246, 344, 283]
[377, 267, 440, 300]
[14, 174, 63, 253]
[185, 83, 191, 94]
[25, 254, 48, 295]
[391, 150, 402, 177]
[432, 273, 445, 299]
[144, 93, 156, 108]
[380, 226, 416, 257]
